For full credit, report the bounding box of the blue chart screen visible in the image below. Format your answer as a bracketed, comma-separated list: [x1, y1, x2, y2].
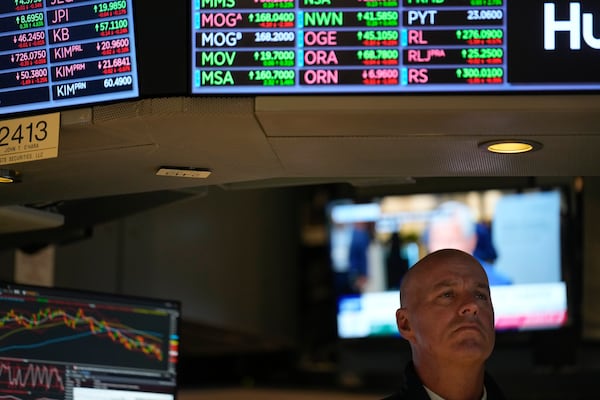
[0, 0, 139, 116]
[191, 0, 600, 94]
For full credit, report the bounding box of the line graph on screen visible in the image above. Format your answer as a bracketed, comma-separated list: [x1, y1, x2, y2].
[0, 305, 168, 370]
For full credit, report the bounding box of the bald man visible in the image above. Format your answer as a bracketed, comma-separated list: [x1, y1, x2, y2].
[381, 249, 506, 400]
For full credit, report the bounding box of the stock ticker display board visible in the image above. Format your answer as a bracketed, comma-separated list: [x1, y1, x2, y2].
[0, 0, 139, 116]
[191, 0, 600, 94]
[2, 0, 599, 116]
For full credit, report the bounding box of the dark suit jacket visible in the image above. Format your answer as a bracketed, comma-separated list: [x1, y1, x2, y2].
[380, 362, 506, 400]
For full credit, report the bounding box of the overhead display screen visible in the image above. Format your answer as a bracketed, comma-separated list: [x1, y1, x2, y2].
[191, 0, 600, 94]
[0, 0, 139, 116]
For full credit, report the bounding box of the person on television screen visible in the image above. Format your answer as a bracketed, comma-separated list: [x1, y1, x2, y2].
[386, 232, 410, 290]
[381, 249, 506, 400]
[347, 221, 372, 293]
[424, 201, 512, 286]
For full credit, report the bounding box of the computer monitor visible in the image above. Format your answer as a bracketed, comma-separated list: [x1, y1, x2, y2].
[0, 282, 180, 400]
[0, 0, 140, 117]
[327, 186, 572, 339]
[191, 0, 600, 94]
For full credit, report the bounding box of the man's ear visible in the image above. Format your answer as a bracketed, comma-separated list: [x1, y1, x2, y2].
[396, 308, 413, 339]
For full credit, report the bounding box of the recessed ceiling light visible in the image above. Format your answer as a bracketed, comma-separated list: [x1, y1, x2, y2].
[479, 140, 542, 154]
[0, 169, 21, 184]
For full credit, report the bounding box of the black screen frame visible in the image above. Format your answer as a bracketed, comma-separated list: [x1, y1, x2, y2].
[0, 0, 143, 119]
[0, 280, 181, 400]
[189, 0, 600, 96]
[324, 180, 582, 346]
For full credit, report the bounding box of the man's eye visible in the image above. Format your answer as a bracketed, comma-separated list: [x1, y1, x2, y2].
[475, 293, 489, 300]
[441, 292, 453, 298]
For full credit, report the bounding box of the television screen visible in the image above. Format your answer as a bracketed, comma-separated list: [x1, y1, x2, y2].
[328, 187, 569, 339]
[0, 0, 139, 116]
[0, 282, 180, 400]
[191, 0, 600, 94]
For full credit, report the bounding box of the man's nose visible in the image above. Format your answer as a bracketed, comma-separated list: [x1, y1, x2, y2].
[459, 298, 479, 316]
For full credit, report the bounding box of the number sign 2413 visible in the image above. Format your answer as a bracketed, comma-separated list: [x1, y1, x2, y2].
[0, 113, 60, 166]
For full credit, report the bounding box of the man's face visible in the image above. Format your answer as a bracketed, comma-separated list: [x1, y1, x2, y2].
[397, 253, 495, 365]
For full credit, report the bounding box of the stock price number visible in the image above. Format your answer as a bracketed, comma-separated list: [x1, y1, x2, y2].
[98, 37, 130, 55]
[103, 75, 133, 88]
[356, 11, 399, 27]
[248, 12, 294, 23]
[456, 29, 503, 40]
[16, 12, 44, 29]
[357, 30, 398, 42]
[456, 67, 503, 78]
[13, 49, 47, 67]
[14, 30, 45, 48]
[94, 19, 128, 36]
[461, 48, 503, 63]
[17, 67, 48, 85]
[456, 67, 503, 83]
[254, 31, 294, 43]
[466, 9, 503, 20]
[248, 69, 295, 86]
[15, 0, 43, 11]
[361, 68, 399, 84]
[94, 0, 127, 14]
[253, 50, 295, 66]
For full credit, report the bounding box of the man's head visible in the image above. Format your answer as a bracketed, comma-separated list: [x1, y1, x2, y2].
[425, 201, 477, 254]
[396, 249, 495, 369]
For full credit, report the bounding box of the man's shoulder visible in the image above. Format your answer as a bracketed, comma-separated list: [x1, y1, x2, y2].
[380, 363, 506, 400]
[379, 362, 431, 400]
[484, 371, 507, 400]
